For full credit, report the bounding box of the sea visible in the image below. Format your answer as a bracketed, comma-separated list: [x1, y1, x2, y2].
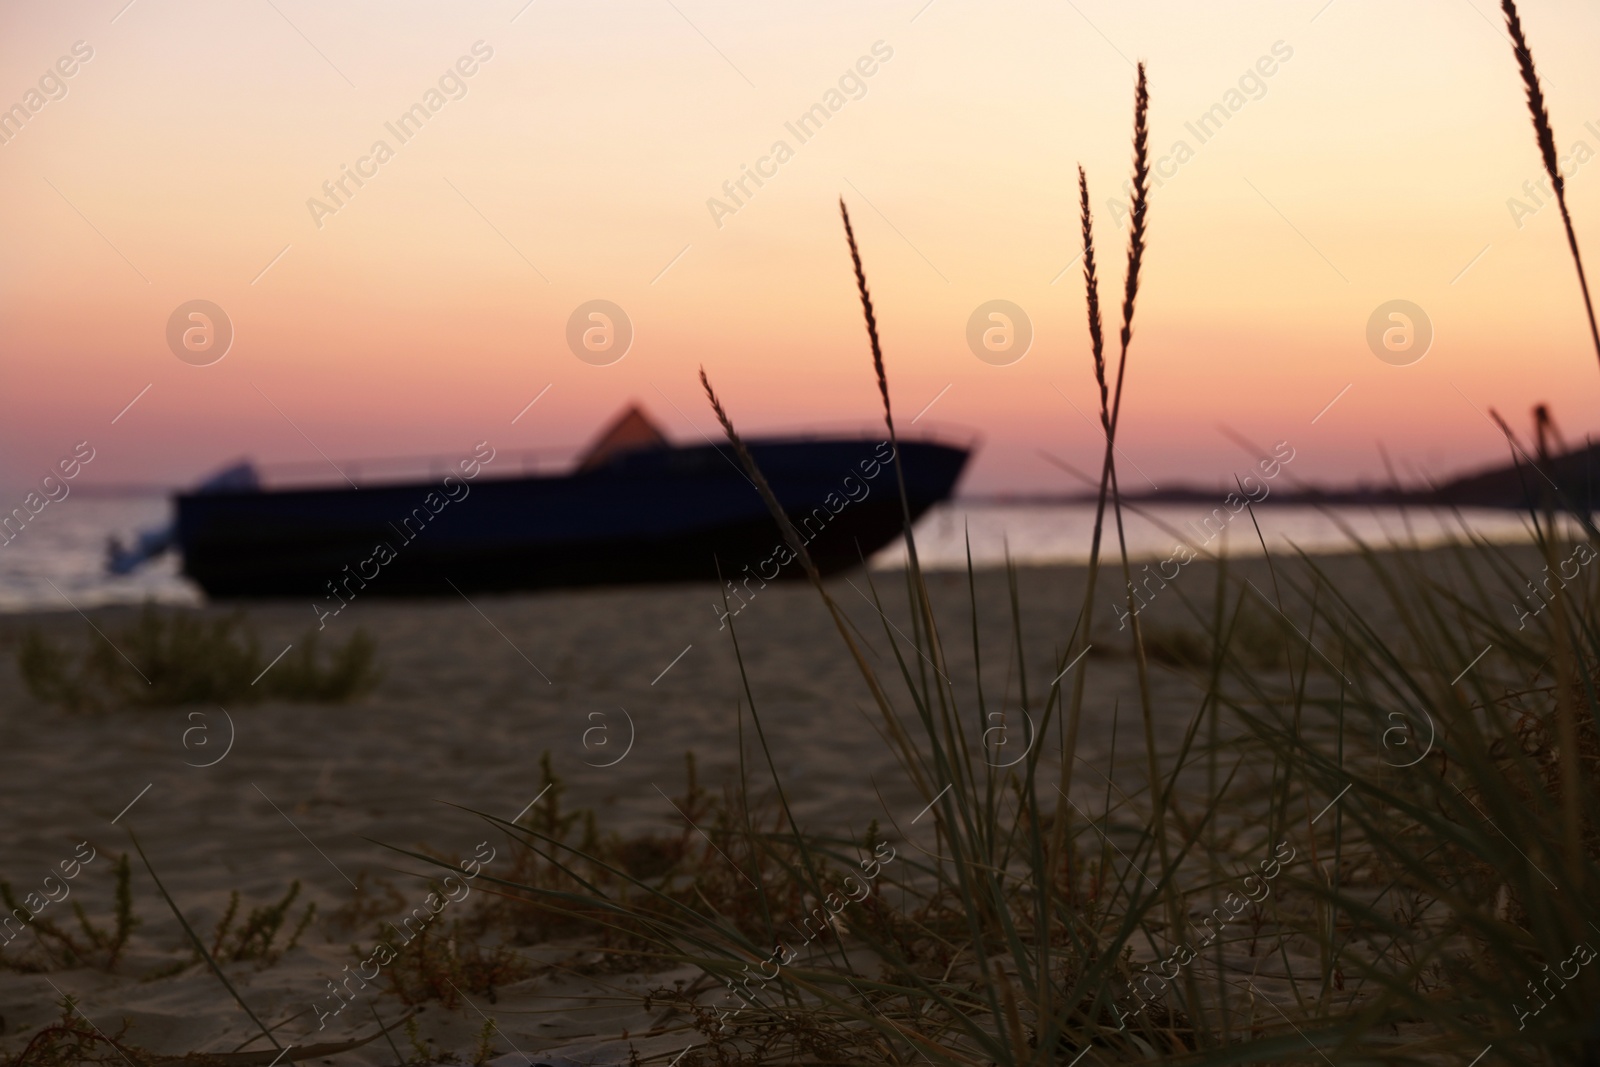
[0, 492, 1550, 614]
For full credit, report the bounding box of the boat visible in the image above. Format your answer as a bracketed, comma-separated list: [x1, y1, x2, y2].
[114, 406, 971, 598]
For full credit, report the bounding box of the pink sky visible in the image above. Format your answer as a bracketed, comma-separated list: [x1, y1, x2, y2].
[2, 0, 1600, 494]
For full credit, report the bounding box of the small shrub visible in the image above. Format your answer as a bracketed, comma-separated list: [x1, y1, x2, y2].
[403, 1015, 432, 1065]
[379, 919, 534, 1008]
[3, 995, 148, 1067]
[206, 880, 315, 966]
[92, 607, 263, 706]
[471, 1017, 496, 1065]
[139, 879, 316, 982]
[17, 603, 378, 710]
[0, 854, 139, 973]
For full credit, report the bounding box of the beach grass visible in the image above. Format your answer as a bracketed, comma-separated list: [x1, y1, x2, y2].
[378, 28, 1600, 1064]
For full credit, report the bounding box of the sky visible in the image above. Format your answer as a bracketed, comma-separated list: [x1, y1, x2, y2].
[2, 0, 1600, 495]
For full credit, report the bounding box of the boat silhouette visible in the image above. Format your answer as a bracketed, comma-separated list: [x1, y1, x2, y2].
[127, 406, 970, 598]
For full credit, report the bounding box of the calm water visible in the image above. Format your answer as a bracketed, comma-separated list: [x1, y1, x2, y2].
[0, 492, 1542, 613]
[877, 501, 1544, 568]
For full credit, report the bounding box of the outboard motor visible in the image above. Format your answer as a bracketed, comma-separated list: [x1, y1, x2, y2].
[106, 460, 259, 575]
[107, 524, 176, 575]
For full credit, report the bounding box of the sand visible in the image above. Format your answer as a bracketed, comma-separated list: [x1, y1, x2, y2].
[0, 548, 1524, 1064]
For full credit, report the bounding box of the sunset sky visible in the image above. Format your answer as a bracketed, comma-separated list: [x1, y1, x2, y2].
[3, 0, 1600, 494]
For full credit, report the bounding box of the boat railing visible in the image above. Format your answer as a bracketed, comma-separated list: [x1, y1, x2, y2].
[249, 427, 977, 490]
[257, 447, 580, 488]
[729, 420, 982, 453]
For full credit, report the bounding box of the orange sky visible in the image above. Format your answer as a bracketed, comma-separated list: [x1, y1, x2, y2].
[3, 0, 1600, 494]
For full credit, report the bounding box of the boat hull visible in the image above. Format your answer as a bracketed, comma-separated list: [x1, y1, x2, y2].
[175, 438, 968, 597]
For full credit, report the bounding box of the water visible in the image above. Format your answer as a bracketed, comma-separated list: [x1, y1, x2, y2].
[880, 501, 1544, 569]
[0, 492, 1543, 613]
[0, 494, 199, 613]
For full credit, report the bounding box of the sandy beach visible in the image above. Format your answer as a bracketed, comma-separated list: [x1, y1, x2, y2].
[0, 542, 1502, 1065]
